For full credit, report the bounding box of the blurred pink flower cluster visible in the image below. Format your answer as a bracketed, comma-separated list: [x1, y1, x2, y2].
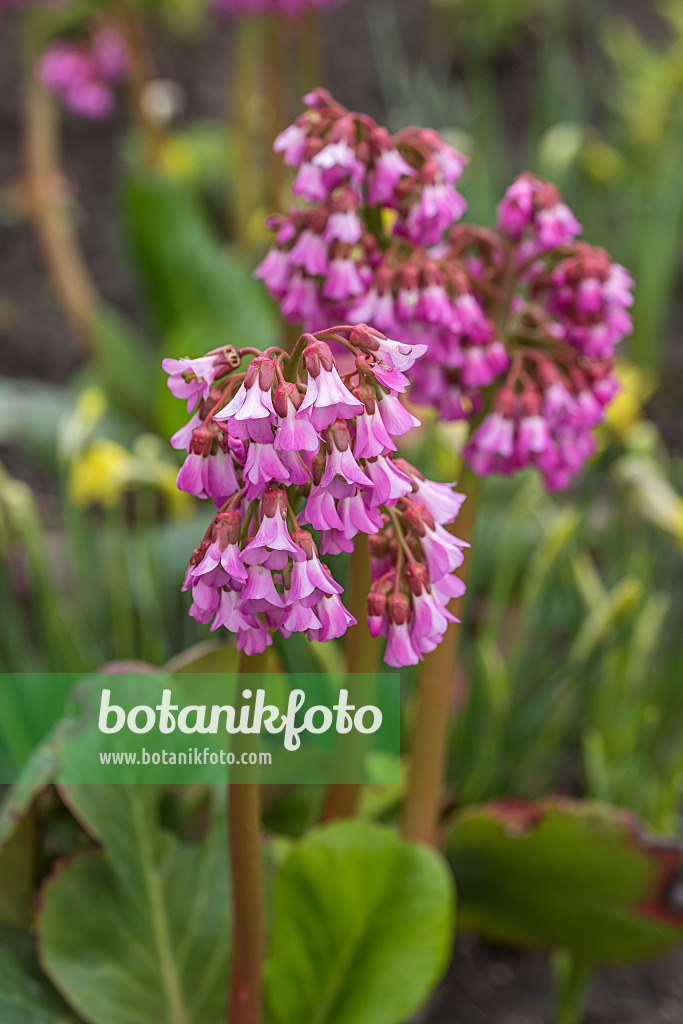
[259, 91, 634, 490]
[163, 325, 467, 666]
[38, 27, 129, 119]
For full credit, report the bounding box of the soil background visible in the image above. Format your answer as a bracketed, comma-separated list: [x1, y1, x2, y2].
[422, 936, 683, 1023]
[1, 2, 682, 1021]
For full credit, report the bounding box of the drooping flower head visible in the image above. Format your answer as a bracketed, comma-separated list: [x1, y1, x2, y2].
[165, 324, 466, 666]
[413, 185, 633, 491]
[259, 93, 633, 491]
[38, 26, 129, 120]
[256, 89, 468, 331]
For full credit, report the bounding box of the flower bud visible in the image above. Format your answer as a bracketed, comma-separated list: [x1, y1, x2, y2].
[189, 427, 213, 457]
[402, 501, 435, 537]
[387, 592, 411, 626]
[404, 561, 429, 596]
[292, 528, 317, 560]
[354, 383, 377, 415]
[348, 325, 384, 352]
[311, 450, 326, 486]
[368, 531, 390, 560]
[215, 509, 241, 548]
[326, 418, 351, 453]
[303, 338, 334, 377]
[521, 388, 541, 417]
[368, 589, 387, 618]
[245, 356, 276, 392]
[272, 381, 302, 417]
[262, 486, 288, 519]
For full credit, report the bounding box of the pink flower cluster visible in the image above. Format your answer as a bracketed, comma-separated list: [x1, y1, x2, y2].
[496, 172, 582, 253]
[258, 93, 634, 490]
[367, 468, 467, 667]
[213, 0, 345, 16]
[164, 325, 467, 665]
[38, 27, 129, 120]
[256, 88, 467, 330]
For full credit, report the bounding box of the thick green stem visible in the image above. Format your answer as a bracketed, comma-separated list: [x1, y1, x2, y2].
[552, 950, 593, 1024]
[321, 534, 380, 821]
[227, 652, 267, 1024]
[401, 471, 480, 845]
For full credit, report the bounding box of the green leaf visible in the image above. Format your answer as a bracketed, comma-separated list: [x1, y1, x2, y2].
[0, 379, 73, 466]
[266, 820, 454, 1024]
[0, 740, 55, 849]
[38, 786, 229, 1024]
[0, 932, 77, 1024]
[447, 798, 683, 963]
[0, 741, 57, 929]
[88, 307, 156, 427]
[123, 176, 277, 342]
[163, 639, 238, 674]
[0, 816, 35, 931]
[123, 176, 278, 439]
[0, 676, 78, 771]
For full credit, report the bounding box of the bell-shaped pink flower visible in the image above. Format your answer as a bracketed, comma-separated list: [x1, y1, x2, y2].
[241, 488, 305, 569]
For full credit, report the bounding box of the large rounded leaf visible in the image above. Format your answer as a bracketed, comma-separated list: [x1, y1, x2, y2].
[266, 820, 455, 1024]
[448, 798, 683, 963]
[37, 786, 229, 1024]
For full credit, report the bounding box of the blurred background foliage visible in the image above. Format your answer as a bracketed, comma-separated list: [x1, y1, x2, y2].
[1, 0, 683, 1019]
[1, 0, 682, 822]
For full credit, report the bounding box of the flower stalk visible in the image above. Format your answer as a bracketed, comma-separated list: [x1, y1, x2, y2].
[228, 652, 267, 1024]
[552, 950, 593, 1024]
[22, 15, 99, 353]
[401, 470, 479, 845]
[116, 2, 165, 168]
[321, 533, 380, 821]
[231, 15, 268, 247]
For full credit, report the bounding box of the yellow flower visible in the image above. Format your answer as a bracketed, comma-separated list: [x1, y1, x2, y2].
[68, 439, 132, 509]
[159, 136, 199, 183]
[604, 361, 657, 439]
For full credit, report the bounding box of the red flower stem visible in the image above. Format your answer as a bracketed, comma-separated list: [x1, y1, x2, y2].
[227, 651, 267, 1024]
[320, 533, 380, 821]
[401, 471, 480, 845]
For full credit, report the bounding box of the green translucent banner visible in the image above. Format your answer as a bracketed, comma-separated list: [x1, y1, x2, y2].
[0, 672, 400, 784]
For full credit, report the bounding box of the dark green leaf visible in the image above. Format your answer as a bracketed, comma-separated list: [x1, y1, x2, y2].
[38, 786, 229, 1024]
[0, 930, 77, 1024]
[123, 176, 278, 438]
[123, 176, 277, 341]
[447, 798, 683, 963]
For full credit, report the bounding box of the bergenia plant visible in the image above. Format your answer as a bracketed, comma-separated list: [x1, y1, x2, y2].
[252, 87, 635, 847]
[163, 325, 467, 668]
[258, 89, 634, 490]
